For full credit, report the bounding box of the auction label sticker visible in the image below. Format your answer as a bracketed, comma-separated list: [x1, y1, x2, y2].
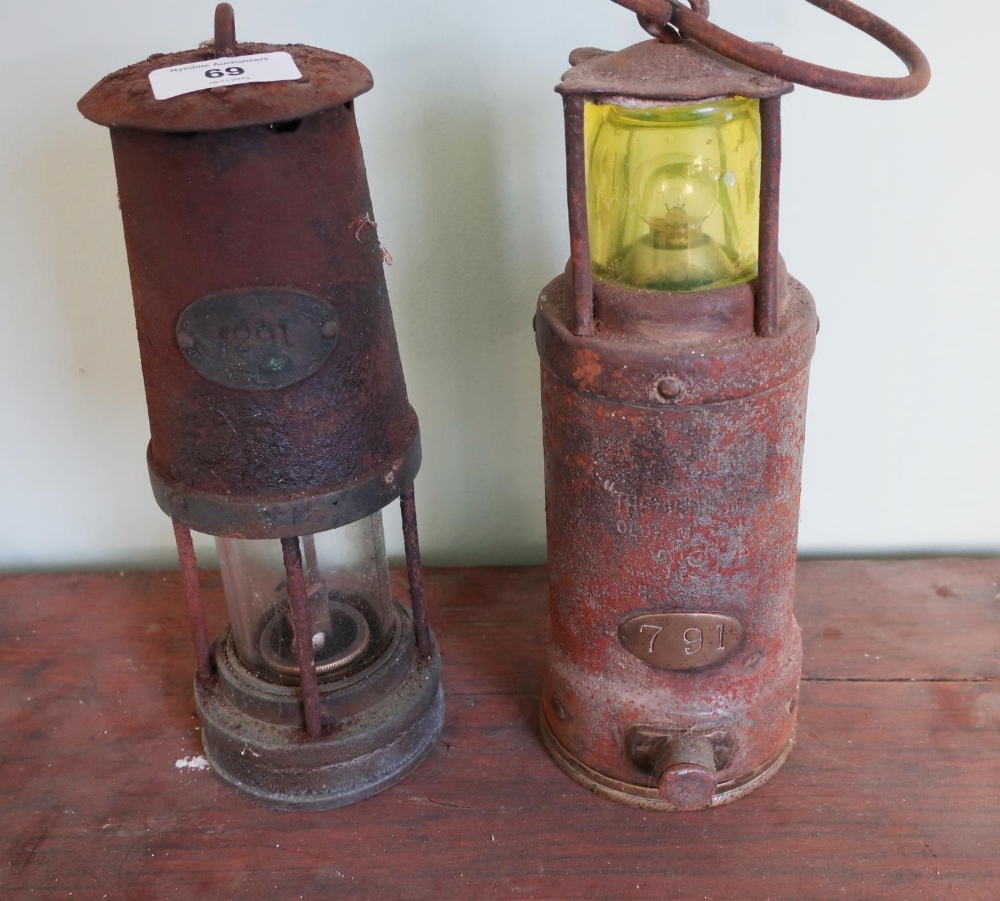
[148, 52, 302, 100]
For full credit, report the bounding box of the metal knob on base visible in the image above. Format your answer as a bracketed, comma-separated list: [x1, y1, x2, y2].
[650, 735, 718, 811]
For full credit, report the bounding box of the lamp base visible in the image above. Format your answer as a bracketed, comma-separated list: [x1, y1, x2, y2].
[195, 611, 443, 811]
[540, 711, 794, 812]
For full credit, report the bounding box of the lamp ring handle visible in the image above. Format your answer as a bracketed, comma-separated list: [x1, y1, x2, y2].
[638, 0, 707, 40]
[612, 0, 930, 100]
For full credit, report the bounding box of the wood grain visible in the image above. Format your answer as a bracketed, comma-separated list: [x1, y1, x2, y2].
[1, 560, 998, 899]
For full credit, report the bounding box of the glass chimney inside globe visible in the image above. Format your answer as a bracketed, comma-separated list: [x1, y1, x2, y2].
[215, 512, 395, 685]
[584, 97, 762, 292]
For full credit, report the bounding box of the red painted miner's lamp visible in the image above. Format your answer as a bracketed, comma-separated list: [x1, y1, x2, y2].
[79, 6, 443, 809]
[536, 0, 929, 810]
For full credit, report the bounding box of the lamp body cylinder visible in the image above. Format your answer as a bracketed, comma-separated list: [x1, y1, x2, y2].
[107, 106, 420, 540]
[535, 273, 816, 809]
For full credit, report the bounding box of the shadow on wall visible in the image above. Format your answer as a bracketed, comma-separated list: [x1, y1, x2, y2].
[385, 73, 554, 567]
[3, 120, 191, 570]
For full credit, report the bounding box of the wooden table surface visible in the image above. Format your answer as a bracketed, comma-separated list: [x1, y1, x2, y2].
[2, 559, 998, 900]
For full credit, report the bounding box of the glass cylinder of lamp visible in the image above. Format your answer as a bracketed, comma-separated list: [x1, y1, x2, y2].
[217, 512, 394, 686]
[585, 97, 762, 293]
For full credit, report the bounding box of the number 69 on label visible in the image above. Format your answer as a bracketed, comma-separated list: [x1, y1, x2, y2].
[206, 66, 245, 79]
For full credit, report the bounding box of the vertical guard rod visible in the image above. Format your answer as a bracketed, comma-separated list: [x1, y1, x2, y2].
[564, 95, 595, 337]
[172, 521, 213, 682]
[399, 484, 432, 655]
[281, 536, 323, 740]
[756, 96, 782, 338]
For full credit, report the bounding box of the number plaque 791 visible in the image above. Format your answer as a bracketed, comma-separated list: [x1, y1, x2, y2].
[618, 612, 744, 671]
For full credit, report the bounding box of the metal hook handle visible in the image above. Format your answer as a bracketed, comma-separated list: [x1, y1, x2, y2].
[214, 3, 237, 56]
[631, 0, 707, 41]
[682, 0, 709, 15]
[612, 0, 930, 100]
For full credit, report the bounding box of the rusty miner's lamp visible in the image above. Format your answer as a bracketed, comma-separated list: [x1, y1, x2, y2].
[535, 0, 929, 811]
[78, 5, 443, 809]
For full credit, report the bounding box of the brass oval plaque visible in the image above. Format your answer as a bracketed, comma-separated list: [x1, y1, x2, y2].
[619, 612, 744, 671]
[176, 288, 339, 390]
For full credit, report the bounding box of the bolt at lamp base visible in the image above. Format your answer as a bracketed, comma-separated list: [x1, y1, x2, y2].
[540, 711, 795, 812]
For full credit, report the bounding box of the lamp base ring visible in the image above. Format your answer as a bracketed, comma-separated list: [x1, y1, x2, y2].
[195, 634, 443, 811]
[148, 419, 422, 540]
[540, 710, 794, 811]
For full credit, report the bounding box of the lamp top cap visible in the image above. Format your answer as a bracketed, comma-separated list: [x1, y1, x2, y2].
[558, 39, 792, 103]
[79, 41, 373, 133]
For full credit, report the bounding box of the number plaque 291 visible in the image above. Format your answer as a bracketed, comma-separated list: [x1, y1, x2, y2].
[618, 612, 743, 671]
[176, 288, 339, 391]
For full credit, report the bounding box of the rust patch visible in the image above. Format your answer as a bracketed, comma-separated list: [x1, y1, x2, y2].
[572, 349, 603, 391]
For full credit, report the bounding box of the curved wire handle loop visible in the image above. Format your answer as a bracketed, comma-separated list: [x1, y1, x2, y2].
[611, 0, 930, 100]
[638, 0, 708, 39]
[675, 0, 710, 14]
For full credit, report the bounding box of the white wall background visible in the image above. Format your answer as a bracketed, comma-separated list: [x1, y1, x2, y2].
[0, 0, 993, 571]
